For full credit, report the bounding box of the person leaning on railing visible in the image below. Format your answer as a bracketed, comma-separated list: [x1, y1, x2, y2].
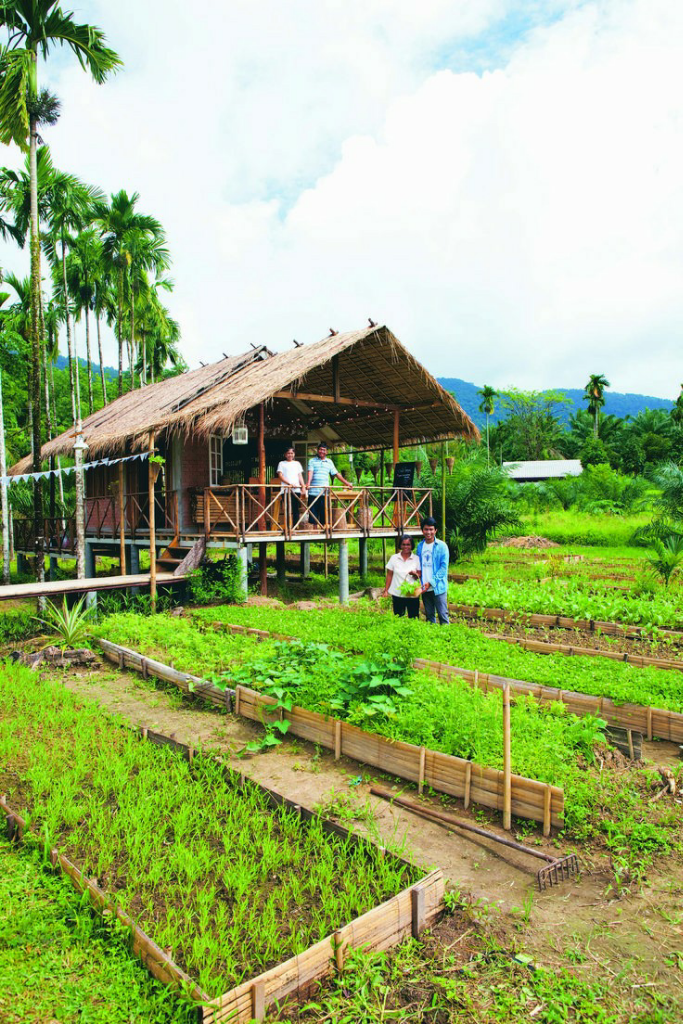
[306, 442, 353, 527]
[276, 445, 307, 526]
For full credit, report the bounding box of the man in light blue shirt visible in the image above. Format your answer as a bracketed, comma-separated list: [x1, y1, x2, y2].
[306, 442, 353, 526]
[416, 516, 450, 624]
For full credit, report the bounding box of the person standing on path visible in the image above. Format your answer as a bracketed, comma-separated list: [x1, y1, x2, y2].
[306, 442, 353, 527]
[382, 535, 422, 618]
[416, 517, 450, 624]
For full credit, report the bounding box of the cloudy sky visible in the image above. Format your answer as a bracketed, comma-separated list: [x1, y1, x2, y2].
[2, 0, 682, 398]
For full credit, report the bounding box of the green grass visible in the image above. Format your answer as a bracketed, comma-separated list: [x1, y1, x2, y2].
[503, 511, 651, 547]
[0, 835, 193, 1024]
[0, 662, 417, 998]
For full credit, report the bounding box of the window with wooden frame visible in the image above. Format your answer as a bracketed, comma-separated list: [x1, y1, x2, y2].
[209, 435, 223, 486]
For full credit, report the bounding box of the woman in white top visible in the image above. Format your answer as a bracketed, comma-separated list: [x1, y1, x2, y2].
[276, 447, 306, 529]
[382, 536, 422, 619]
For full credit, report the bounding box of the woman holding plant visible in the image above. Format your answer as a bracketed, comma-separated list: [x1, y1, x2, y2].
[382, 536, 422, 618]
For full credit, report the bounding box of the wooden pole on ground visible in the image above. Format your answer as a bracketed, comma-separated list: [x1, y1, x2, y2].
[503, 683, 511, 830]
[118, 461, 126, 575]
[258, 402, 267, 596]
[148, 431, 156, 612]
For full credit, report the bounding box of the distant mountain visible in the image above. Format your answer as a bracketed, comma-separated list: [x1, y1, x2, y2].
[438, 377, 675, 430]
[55, 354, 117, 378]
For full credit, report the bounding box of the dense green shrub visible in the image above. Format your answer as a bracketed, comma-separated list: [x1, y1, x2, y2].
[187, 554, 244, 604]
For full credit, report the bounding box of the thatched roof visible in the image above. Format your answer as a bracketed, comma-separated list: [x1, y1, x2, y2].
[11, 324, 477, 472]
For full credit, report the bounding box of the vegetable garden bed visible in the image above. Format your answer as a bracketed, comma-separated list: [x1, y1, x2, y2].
[0, 664, 442, 1022]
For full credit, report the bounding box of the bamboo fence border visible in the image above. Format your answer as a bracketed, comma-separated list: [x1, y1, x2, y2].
[2, 714, 442, 1024]
[97, 637, 563, 830]
[483, 630, 683, 674]
[449, 601, 683, 646]
[209, 619, 683, 746]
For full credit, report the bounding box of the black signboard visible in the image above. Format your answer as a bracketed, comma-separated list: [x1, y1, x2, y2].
[392, 461, 415, 489]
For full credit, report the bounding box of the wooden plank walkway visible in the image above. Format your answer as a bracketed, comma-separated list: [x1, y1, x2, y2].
[0, 571, 181, 603]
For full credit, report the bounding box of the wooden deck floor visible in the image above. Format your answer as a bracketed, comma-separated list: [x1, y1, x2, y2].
[0, 571, 181, 603]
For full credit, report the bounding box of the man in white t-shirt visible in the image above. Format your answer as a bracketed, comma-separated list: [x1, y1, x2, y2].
[276, 447, 306, 528]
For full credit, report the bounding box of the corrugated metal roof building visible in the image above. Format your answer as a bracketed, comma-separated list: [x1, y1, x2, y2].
[503, 459, 583, 482]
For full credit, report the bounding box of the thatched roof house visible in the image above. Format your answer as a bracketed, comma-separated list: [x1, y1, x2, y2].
[11, 324, 476, 471]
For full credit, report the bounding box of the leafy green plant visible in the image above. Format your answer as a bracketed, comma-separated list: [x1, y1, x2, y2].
[330, 654, 413, 724]
[186, 554, 244, 605]
[647, 531, 683, 588]
[35, 596, 93, 649]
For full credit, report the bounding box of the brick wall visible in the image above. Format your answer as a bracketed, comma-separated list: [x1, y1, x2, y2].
[180, 436, 210, 526]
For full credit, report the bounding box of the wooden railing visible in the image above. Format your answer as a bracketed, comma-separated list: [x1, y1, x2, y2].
[192, 485, 433, 541]
[13, 490, 179, 553]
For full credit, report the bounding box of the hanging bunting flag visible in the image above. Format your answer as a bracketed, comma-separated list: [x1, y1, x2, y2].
[0, 450, 150, 487]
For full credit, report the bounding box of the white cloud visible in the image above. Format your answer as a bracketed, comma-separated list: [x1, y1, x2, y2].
[1, 0, 682, 399]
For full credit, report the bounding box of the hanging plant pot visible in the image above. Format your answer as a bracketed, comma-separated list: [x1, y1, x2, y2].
[446, 457, 455, 475]
[150, 463, 163, 483]
[429, 457, 438, 474]
[415, 460, 423, 478]
[355, 467, 363, 484]
[385, 462, 394, 478]
[370, 466, 379, 483]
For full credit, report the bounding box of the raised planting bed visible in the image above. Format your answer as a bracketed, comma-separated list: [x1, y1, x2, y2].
[191, 604, 683, 717]
[447, 578, 683, 632]
[0, 663, 442, 1022]
[208, 621, 683, 746]
[97, 637, 563, 832]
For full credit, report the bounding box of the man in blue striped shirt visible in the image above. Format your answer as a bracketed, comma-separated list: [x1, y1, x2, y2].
[306, 443, 353, 526]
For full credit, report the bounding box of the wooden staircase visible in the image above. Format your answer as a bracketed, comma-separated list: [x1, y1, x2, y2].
[156, 536, 206, 576]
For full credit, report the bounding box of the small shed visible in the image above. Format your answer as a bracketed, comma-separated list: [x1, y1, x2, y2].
[503, 459, 583, 483]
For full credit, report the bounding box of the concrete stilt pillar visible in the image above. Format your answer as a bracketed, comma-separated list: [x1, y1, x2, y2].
[339, 539, 349, 604]
[84, 540, 96, 579]
[17, 552, 29, 576]
[49, 556, 58, 581]
[300, 541, 311, 578]
[358, 537, 368, 578]
[276, 542, 286, 584]
[237, 546, 249, 602]
[128, 543, 141, 597]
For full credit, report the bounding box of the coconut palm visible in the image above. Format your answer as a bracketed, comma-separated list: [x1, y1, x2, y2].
[94, 190, 165, 395]
[477, 385, 497, 467]
[583, 374, 611, 437]
[0, 0, 121, 580]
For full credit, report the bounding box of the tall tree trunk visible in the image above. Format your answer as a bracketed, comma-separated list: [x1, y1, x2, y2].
[96, 314, 107, 405]
[117, 265, 124, 397]
[141, 329, 146, 386]
[0, 370, 10, 586]
[486, 413, 490, 468]
[74, 324, 82, 423]
[61, 234, 77, 426]
[48, 356, 65, 509]
[84, 307, 94, 414]
[40, 302, 57, 536]
[29, 102, 44, 589]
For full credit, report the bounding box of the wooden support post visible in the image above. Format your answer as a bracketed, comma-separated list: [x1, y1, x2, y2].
[258, 402, 267, 595]
[148, 431, 156, 613]
[464, 762, 472, 809]
[380, 449, 387, 567]
[418, 746, 426, 795]
[393, 409, 400, 467]
[334, 929, 345, 972]
[332, 354, 341, 403]
[543, 784, 552, 838]
[441, 441, 447, 538]
[251, 978, 265, 1021]
[503, 683, 511, 830]
[334, 720, 342, 760]
[411, 884, 426, 939]
[118, 461, 126, 576]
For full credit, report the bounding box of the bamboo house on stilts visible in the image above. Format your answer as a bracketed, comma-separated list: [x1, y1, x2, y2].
[9, 324, 477, 603]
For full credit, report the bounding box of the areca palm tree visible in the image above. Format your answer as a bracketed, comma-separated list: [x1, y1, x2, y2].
[477, 385, 497, 467]
[583, 374, 611, 437]
[95, 190, 165, 395]
[135, 279, 180, 383]
[0, 0, 121, 579]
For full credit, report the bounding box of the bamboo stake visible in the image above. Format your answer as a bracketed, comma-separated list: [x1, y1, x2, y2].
[464, 762, 472, 809]
[543, 784, 552, 838]
[148, 431, 156, 612]
[258, 403, 267, 596]
[418, 746, 426, 795]
[0, 370, 10, 586]
[334, 720, 342, 760]
[503, 683, 511, 830]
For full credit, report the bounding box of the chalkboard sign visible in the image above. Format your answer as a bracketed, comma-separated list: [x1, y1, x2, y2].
[392, 461, 416, 489]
